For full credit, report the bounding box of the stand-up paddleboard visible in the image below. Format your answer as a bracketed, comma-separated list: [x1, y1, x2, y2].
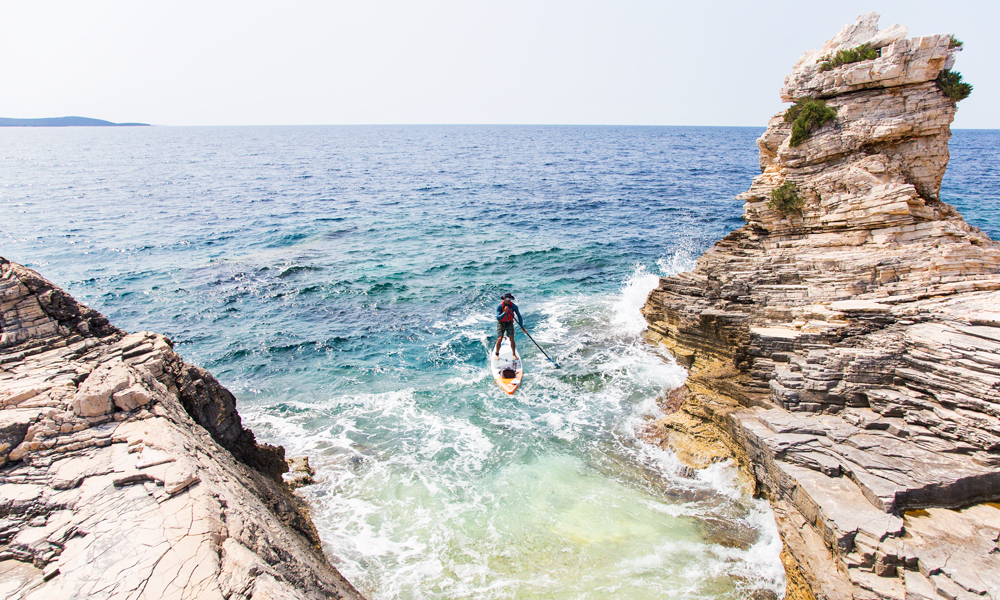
[490, 338, 523, 394]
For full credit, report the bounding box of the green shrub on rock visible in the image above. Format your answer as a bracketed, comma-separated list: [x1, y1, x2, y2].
[817, 43, 880, 72]
[784, 99, 838, 147]
[768, 181, 805, 215]
[936, 69, 972, 102]
[948, 36, 963, 50]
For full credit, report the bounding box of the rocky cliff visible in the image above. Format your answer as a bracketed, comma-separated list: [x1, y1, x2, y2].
[0, 257, 364, 599]
[641, 13, 1000, 600]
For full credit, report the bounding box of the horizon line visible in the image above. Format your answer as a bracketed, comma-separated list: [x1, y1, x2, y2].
[5, 122, 999, 131]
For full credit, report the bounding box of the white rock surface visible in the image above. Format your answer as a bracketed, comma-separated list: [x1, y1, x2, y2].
[0, 258, 364, 599]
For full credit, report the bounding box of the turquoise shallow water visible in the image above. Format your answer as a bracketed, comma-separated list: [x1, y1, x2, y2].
[2, 125, 998, 599]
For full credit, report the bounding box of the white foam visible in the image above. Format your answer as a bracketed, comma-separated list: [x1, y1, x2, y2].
[598, 344, 686, 390]
[630, 433, 689, 478]
[534, 298, 571, 343]
[455, 312, 491, 328]
[640, 499, 700, 518]
[696, 460, 748, 501]
[735, 498, 788, 597]
[610, 263, 661, 335]
[429, 311, 492, 334]
[442, 362, 488, 387]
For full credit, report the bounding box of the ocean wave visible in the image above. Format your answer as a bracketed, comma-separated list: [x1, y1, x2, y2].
[277, 264, 323, 278]
[610, 263, 661, 335]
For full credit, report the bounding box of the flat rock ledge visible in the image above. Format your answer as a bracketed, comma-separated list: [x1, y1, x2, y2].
[0, 257, 364, 600]
[641, 14, 1000, 600]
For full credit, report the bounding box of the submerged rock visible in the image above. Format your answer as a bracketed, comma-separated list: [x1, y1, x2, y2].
[642, 13, 999, 600]
[0, 258, 364, 599]
[285, 456, 316, 489]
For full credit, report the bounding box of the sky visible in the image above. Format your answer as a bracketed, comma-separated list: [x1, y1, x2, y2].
[1, 1, 996, 128]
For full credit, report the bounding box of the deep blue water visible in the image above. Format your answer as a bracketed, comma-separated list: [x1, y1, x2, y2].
[943, 130, 1000, 239]
[2, 126, 997, 599]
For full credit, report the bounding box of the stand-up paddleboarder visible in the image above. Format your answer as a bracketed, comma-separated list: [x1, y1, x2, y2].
[494, 292, 524, 360]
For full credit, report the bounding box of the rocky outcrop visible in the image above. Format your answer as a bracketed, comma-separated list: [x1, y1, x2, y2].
[641, 13, 1000, 600]
[0, 257, 364, 599]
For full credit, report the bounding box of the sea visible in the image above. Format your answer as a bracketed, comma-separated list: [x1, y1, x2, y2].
[2, 125, 998, 600]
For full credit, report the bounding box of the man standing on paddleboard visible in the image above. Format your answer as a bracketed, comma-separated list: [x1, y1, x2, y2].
[494, 292, 525, 359]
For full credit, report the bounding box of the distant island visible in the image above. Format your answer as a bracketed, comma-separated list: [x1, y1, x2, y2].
[0, 116, 149, 127]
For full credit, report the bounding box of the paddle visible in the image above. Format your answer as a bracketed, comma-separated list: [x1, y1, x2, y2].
[519, 325, 561, 368]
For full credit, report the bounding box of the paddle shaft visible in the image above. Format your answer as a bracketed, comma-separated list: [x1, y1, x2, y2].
[518, 325, 560, 368]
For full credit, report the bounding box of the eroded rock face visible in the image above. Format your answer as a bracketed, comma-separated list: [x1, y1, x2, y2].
[780, 13, 953, 103]
[641, 13, 1000, 600]
[0, 257, 364, 600]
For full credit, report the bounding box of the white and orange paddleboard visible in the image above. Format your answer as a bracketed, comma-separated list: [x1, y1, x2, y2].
[490, 338, 523, 394]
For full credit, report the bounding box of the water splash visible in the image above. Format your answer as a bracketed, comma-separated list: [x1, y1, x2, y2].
[610, 263, 661, 335]
[657, 247, 698, 277]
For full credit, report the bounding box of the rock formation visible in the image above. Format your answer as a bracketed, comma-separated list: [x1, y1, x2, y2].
[641, 13, 1000, 600]
[0, 257, 364, 599]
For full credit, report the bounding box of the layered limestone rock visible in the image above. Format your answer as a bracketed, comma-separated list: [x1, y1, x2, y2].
[641, 13, 1000, 600]
[0, 257, 364, 600]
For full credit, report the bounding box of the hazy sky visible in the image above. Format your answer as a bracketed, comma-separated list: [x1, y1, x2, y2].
[1, 1, 996, 128]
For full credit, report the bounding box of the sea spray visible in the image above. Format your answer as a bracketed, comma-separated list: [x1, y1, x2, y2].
[657, 246, 699, 278]
[610, 263, 661, 335]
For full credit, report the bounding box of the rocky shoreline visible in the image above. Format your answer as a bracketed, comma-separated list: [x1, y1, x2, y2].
[641, 14, 999, 600]
[4, 13, 997, 600]
[0, 258, 364, 599]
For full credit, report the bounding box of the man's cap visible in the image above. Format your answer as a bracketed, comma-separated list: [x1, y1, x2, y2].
[501, 292, 514, 300]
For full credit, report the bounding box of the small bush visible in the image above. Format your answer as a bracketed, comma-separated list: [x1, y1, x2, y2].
[818, 43, 880, 72]
[783, 103, 802, 124]
[948, 36, 963, 50]
[936, 69, 972, 102]
[768, 182, 805, 215]
[784, 99, 838, 147]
